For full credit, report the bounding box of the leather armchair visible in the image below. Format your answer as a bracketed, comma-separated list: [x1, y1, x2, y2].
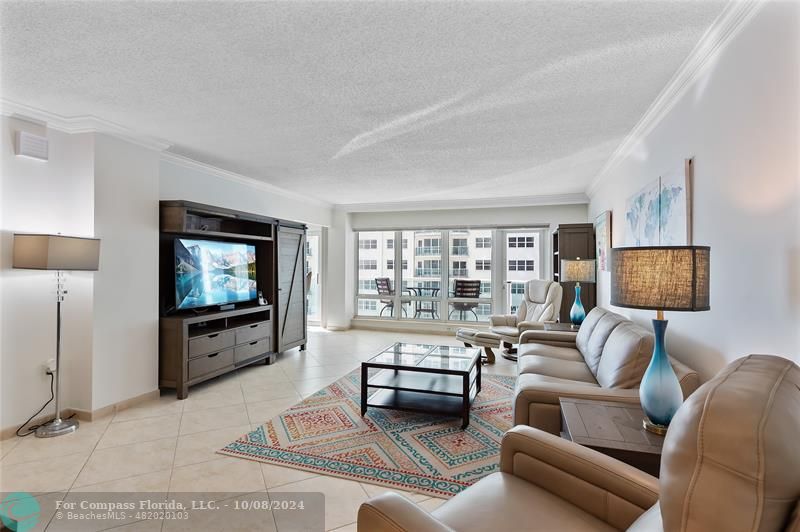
[489, 279, 562, 348]
[358, 355, 800, 532]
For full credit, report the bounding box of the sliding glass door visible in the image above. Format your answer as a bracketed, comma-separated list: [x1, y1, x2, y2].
[354, 227, 546, 323]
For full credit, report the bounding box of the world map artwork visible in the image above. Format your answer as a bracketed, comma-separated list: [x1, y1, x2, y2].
[625, 170, 690, 246]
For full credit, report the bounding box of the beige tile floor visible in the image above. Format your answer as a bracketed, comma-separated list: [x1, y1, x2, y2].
[1, 328, 517, 531]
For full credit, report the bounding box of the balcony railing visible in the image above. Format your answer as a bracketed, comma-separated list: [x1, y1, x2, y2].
[415, 268, 441, 277]
[451, 246, 469, 256]
[415, 247, 441, 256]
[451, 268, 468, 277]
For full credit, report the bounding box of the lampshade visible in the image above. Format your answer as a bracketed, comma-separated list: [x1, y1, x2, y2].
[13, 234, 100, 271]
[560, 258, 596, 283]
[610, 246, 709, 311]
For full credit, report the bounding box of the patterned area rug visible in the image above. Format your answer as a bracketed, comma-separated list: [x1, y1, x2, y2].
[218, 370, 515, 497]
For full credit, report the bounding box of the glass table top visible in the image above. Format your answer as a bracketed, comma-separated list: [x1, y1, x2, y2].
[366, 342, 480, 371]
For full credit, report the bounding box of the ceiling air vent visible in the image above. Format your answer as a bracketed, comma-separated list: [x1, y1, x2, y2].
[15, 131, 49, 161]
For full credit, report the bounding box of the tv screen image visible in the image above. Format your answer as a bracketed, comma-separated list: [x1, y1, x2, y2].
[175, 238, 257, 310]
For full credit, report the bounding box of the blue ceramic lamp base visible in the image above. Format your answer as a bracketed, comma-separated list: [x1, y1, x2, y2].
[639, 314, 684, 435]
[569, 284, 586, 326]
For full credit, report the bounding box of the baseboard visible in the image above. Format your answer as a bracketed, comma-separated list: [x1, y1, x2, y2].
[1, 389, 160, 441]
[351, 318, 490, 336]
[325, 325, 351, 331]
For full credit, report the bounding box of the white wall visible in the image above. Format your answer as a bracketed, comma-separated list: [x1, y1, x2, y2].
[588, 1, 800, 379]
[349, 204, 588, 232]
[92, 134, 161, 410]
[159, 157, 333, 228]
[1, 117, 96, 429]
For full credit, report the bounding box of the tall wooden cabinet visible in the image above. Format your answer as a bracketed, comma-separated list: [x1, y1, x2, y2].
[158, 201, 307, 398]
[552, 223, 596, 323]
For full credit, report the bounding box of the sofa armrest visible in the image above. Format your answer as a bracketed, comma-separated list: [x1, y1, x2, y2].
[357, 493, 454, 532]
[500, 426, 659, 529]
[518, 329, 578, 347]
[515, 374, 640, 406]
[489, 314, 517, 327]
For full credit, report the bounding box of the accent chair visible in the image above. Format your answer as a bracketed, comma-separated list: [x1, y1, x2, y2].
[489, 279, 562, 359]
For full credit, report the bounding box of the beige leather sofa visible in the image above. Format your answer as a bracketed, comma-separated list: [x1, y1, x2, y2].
[515, 307, 699, 434]
[357, 355, 800, 531]
[489, 279, 562, 348]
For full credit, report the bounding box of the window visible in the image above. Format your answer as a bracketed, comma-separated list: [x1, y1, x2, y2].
[359, 259, 377, 270]
[358, 300, 377, 311]
[387, 239, 393, 249]
[508, 260, 535, 271]
[451, 261, 467, 277]
[359, 239, 377, 249]
[511, 282, 525, 294]
[508, 236, 535, 248]
[401, 260, 408, 270]
[476, 237, 492, 248]
[386, 259, 394, 270]
[475, 260, 491, 271]
[451, 238, 468, 256]
[416, 259, 441, 277]
[480, 281, 491, 297]
[415, 237, 440, 255]
[359, 280, 376, 292]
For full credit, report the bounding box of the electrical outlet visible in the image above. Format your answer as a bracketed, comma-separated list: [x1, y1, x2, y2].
[44, 358, 57, 374]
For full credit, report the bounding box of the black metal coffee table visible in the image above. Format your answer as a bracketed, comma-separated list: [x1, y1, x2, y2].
[360, 342, 481, 428]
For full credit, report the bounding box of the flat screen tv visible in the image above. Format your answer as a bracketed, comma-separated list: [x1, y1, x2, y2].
[174, 238, 257, 310]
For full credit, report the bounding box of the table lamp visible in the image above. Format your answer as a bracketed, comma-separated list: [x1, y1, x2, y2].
[610, 246, 710, 434]
[13, 233, 101, 437]
[560, 257, 596, 326]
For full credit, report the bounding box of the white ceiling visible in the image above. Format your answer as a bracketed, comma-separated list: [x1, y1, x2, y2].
[0, 1, 726, 205]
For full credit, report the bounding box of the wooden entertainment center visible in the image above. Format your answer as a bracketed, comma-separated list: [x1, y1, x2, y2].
[158, 201, 307, 399]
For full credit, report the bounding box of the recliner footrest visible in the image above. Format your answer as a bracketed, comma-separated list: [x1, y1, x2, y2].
[455, 328, 502, 348]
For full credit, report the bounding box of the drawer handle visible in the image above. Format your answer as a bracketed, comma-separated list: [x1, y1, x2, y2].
[249, 341, 258, 346]
[249, 324, 259, 328]
[207, 333, 219, 339]
[207, 352, 219, 358]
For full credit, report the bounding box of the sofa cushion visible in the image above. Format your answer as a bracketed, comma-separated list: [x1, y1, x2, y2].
[595, 322, 654, 388]
[518, 355, 597, 384]
[518, 343, 584, 362]
[574, 308, 607, 358]
[582, 312, 626, 377]
[433, 472, 617, 532]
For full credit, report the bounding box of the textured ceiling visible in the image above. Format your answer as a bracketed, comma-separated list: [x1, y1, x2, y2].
[0, 1, 726, 205]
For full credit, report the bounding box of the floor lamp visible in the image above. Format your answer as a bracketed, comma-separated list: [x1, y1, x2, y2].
[13, 233, 101, 438]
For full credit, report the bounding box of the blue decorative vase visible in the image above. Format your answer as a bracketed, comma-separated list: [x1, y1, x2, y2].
[639, 319, 684, 429]
[569, 284, 586, 325]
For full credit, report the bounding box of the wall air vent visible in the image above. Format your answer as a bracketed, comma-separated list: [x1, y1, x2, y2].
[15, 131, 49, 161]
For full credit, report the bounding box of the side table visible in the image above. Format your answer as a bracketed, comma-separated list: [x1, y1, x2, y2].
[559, 397, 664, 477]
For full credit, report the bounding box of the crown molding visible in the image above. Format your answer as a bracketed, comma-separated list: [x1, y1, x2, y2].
[336, 192, 589, 213]
[0, 98, 172, 152]
[160, 151, 333, 208]
[586, 0, 764, 197]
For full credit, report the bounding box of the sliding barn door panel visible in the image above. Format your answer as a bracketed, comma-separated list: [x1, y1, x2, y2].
[277, 226, 307, 351]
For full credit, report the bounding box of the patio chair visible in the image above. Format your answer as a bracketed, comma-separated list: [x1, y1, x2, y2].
[448, 279, 482, 321]
[375, 277, 405, 317]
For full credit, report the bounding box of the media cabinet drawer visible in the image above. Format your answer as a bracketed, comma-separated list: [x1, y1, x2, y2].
[234, 337, 271, 364]
[188, 349, 234, 380]
[235, 321, 271, 345]
[189, 330, 235, 358]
